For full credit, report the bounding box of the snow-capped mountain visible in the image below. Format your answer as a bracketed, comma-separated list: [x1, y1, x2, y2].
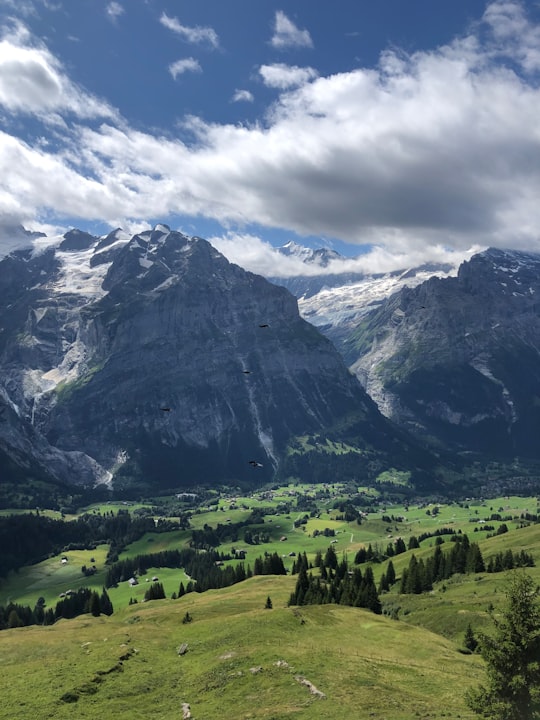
[0, 225, 431, 492]
[267, 243, 458, 356]
[277, 240, 341, 266]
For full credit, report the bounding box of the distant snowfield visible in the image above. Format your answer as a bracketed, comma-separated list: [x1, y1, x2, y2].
[299, 265, 459, 330]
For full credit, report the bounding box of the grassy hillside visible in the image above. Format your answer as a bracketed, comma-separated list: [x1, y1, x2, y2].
[0, 575, 483, 720]
[377, 522, 540, 640]
[2, 489, 540, 718]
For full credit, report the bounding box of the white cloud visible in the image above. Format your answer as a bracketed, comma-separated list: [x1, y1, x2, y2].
[482, 0, 540, 72]
[0, 22, 116, 119]
[208, 231, 475, 278]
[0, 0, 38, 17]
[3, 2, 540, 271]
[169, 57, 201, 79]
[270, 11, 313, 49]
[106, 2, 124, 23]
[232, 89, 254, 103]
[159, 12, 219, 49]
[259, 63, 318, 89]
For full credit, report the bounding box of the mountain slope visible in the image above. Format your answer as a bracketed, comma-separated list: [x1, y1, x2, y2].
[0, 225, 434, 491]
[348, 248, 540, 459]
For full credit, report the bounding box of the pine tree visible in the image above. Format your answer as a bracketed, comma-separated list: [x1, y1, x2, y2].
[464, 623, 478, 652]
[466, 572, 540, 719]
[378, 571, 389, 593]
[144, 582, 166, 601]
[466, 543, 485, 574]
[354, 547, 367, 564]
[264, 596, 273, 609]
[386, 560, 396, 586]
[7, 609, 22, 628]
[394, 537, 407, 554]
[88, 591, 101, 617]
[100, 588, 113, 616]
[324, 544, 338, 569]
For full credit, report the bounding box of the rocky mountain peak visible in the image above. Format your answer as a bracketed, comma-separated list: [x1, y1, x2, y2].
[59, 229, 97, 252]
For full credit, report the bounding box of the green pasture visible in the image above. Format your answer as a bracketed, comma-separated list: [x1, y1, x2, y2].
[108, 566, 192, 609]
[0, 574, 484, 720]
[74, 501, 153, 517]
[3, 491, 539, 614]
[368, 494, 538, 536]
[0, 508, 63, 519]
[189, 506, 253, 529]
[118, 530, 191, 559]
[0, 545, 110, 608]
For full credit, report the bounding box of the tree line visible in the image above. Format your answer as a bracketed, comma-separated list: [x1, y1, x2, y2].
[0, 510, 176, 578]
[105, 548, 286, 595]
[395, 535, 534, 595]
[288, 545, 382, 614]
[0, 587, 113, 631]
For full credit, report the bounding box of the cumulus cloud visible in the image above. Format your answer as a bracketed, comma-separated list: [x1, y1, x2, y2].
[270, 10, 313, 49]
[106, 2, 124, 23]
[2, 2, 540, 271]
[259, 63, 318, 89]
[232, 89, 254, 103]
[0, 22, 116, 119]
[169, 57, 201, 79]
[482, 0, 540, 72]
[160, 12, 219, 49]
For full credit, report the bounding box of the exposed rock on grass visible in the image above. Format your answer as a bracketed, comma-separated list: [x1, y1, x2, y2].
[295, 675, 326, 699]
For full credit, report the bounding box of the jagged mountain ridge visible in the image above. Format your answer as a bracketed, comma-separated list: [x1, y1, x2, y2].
[0, 225, 430, 491]
[347, 248, 540, 459]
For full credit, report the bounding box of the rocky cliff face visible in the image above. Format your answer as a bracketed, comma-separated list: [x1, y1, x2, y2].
[348, 248, 540, 459]
[0, 225, 423, 491]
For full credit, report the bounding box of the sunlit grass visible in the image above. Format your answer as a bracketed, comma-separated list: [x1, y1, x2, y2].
[0, 575, 483, 720]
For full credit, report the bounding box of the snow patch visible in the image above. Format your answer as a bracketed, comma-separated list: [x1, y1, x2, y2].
[52, 246, 111, 299]
[151, 276, 177, 293]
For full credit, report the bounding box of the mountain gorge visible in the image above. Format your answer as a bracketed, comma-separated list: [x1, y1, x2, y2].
[0, 226, 430, 495]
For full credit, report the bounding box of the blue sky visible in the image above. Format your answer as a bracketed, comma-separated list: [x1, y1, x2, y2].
[1, 0, 540, 275]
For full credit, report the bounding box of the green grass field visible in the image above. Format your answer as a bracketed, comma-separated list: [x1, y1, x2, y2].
[0, 575, 484, 720]
[1, 490, 540, 718]
[0, 545, 110, 608]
